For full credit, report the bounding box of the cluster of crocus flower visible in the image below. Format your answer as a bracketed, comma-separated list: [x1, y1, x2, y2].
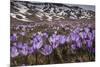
[10, 26, 95, 58]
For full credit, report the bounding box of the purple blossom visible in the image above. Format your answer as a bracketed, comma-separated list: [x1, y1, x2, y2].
[11, 46, 19, 58]
[49, 34, 60, 48]
[66, 36, 71, 42]
[40, 45, 53, 56]
[34, 35, 42, 41]
[75, 34, 80, 42]
[70, 32, 80, 42]
[42, 32, 48, 38]
[49, 34, 59, 44]
[32, 35, 43, 49]
[73, 27, 80, 33]
[10, 33, 17, 41]
[86, 40, 92, 48]
[10, 36, 16, 41]
[28, 47, 34, 54]
[59, 35, 66, 44]
[17, 42, 23, 49]
[76, 40, 82, 48]
[79, 31, 87, 39]
[84, 27, 90, 33]
[32, 41, 43, 49]
[19, 43, 28, 56]
[10, 26, 95, 57]
[70, 32, 76, 41]
[88, 32, 94, 40]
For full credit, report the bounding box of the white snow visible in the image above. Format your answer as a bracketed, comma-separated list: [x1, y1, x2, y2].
[10, 13, 33, 22]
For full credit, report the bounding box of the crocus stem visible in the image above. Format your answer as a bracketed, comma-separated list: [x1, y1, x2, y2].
[36, 52, 37, 65]
[56, 48, 64, 63]
[48, 55, 50, 64]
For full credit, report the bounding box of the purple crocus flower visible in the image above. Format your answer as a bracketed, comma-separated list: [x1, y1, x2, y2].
[79, 31, 87, 39]
[32, 42, 39, 50]
[28, 47, 34, 54]
[66, 35, 71, 43]
[10, 33, 17, 41]
[76, 40, 82, 48]
[73, 27, 80, 33]
[40, 45, 53, 56]
[70, 32, 76, 41]
[88, 32, 94, 40]
[86, 40, 92, 48]
[49, 34, 60, 48]
[34, 35, 42, 41]
[59, 35, 66, 44]
[11, 46, 19, 58]
[70, 32, 80, 42]
[10, 36, 16, 41]
[32, 35, 43, 49]
[42, 32, 48, 38]
[75, 34, 80, 42]
[84, 27, 90, 33]
[91, 30, 95, 40]
[17, 42, 23, 49]
[19, 43, 28, 56]
[49, 34, 57, 43]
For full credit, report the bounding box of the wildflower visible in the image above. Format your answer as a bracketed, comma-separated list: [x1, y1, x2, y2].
[59, 35, 66, 44]
[86, 40, 92, 48]
[40, 45, 53, 56]
[19, 43, 28, 56]
[11, 46, 19, 58]
[32, 35, 43, 49]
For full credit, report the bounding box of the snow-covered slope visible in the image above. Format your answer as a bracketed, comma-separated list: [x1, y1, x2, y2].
[10, 1, 95, 22]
